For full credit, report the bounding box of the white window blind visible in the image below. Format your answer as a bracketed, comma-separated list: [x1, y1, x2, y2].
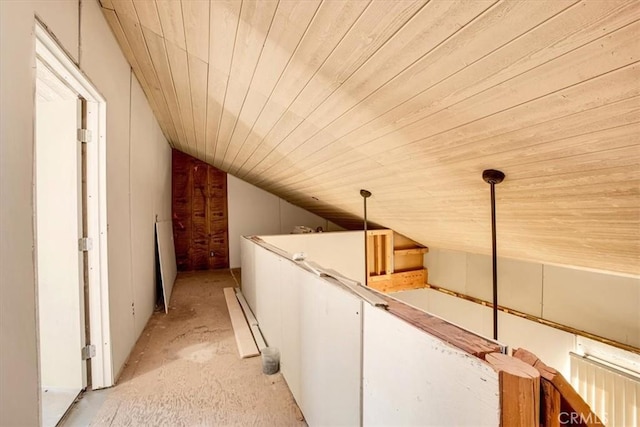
[570, 352, 639, 426]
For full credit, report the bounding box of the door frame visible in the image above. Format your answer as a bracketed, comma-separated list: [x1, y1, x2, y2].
[35, 22, 113, 388]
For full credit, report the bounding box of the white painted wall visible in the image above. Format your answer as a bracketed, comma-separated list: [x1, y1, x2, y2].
[35, 99, 84, 390]
[227, 174, 342, 268]
[423, 248, 640, 347]
[261, 231, 365, 285]
[0, 1, 172, 423]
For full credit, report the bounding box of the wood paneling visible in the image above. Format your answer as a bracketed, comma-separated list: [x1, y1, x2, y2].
[102, 0, 640, 275]
[172, 149, 228, 270]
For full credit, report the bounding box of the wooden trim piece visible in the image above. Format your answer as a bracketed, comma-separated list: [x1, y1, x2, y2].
[223, 287, 259, 358]
[486, 352, 540, 427]
[372, 291, 503, 358]
[368, 269, 427, 293]
[234, 289, 267, 351]
[425, 282, 640, 356]
[513, 348, 603, 427]
[394, 247, 429, 256]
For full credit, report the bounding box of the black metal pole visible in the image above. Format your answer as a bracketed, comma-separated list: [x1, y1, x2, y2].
[490, 182, 498, 340]
[482, 169, 504, 341]
[360, 189, 371, 287]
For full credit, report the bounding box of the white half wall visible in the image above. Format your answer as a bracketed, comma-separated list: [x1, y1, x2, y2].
[261, 231, 365, 285]
[242, 236, 502, 426]
[241, 239, 362, 426]
[423, 248, 640, 348]
[363, 303, 500, 426]
[227, 174, 342, 268]
[0, 1, 172, 423]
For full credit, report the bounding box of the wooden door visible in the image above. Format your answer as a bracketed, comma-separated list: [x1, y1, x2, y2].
[172, 150, 229, 270]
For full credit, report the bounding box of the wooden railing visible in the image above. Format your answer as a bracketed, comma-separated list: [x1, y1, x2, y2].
[514, 348, 603, 426]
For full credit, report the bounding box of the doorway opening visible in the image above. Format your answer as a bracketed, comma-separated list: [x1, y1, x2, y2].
[34, 21, 112, 426]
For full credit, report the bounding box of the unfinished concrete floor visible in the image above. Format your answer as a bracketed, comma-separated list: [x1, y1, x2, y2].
[65, 270, 305, 426]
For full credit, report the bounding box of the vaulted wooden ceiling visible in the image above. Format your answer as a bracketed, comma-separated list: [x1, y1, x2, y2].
[99, 0, 639, 275]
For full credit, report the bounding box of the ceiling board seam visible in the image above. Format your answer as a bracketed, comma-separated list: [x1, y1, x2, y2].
[358, 116, 640, 172]
[220, 0, 282, 166]
[268, 96, 640, 192]
[249, 1, 516, 181]
[377, 59, 640, 154]
[280, 160, 640, 199]
[237, 0, 431, 178]
[245, 0, 503, 181]
[259, 0, 586, 181]
[212, 0, 243, 165]
[259, 5, 640, 186]
[227, 0, 325, 174]
[204, 0, 211, 162]
[232, 0, 375, 175]
[503, 139, 640, 169]
[267, 59, 640, 192]
[125, 11, 174, 143]
[115, 7, 179, 148]
[155, 3, 191, 154]
[443, 120, 640, 168]
[99, 1, 115, 12]
[179, 0, 201, 158]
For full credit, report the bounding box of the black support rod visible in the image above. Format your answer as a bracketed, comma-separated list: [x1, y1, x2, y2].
[360, 189, 372, 287]
[482, 169, 505, 340]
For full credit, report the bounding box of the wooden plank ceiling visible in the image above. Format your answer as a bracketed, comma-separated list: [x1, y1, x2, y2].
[99, 0, 640, 275]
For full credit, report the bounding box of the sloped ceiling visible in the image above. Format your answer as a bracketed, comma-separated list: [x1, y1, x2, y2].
[99, 0, 640, 275]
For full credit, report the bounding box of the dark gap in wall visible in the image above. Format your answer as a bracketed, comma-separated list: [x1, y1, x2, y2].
[154, 227, 164, 312]
[172, 149, 229, 271]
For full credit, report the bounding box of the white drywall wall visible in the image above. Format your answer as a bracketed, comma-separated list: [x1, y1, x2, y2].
[261, 231, 365, 284]
[227, 174, 339, 268]
[242, 240, 362, 426]
[129, 79, 173, 337]
[0, 1, 172, 423]
[81, 0, 172, 379]
[35, 99, 84, 390]
[423, 248, 640, 348]
[362, 304, 500, 426]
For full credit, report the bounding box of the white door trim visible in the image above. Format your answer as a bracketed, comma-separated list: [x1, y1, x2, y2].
[35, 22, 113, 388]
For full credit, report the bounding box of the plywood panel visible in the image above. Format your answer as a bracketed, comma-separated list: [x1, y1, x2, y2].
[172, 150, 229, 270]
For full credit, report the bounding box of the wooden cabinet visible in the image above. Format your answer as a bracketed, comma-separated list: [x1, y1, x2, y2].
[172, 149, 229, 270]
[367, 230, 428, 293]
